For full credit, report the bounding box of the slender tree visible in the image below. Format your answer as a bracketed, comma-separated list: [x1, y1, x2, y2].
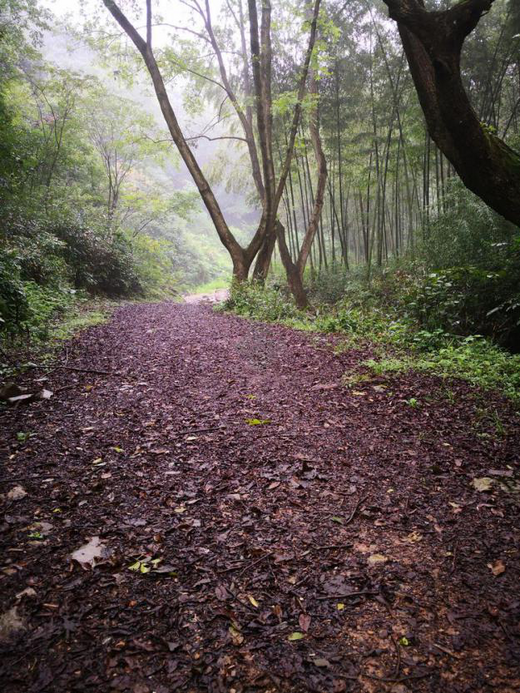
[101, 0, 320, 284]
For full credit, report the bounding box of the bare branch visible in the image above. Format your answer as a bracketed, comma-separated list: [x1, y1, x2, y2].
[185, 134, 247, 143]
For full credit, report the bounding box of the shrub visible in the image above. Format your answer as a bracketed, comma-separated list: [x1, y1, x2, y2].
[224, 281, 302, 322]
[0, 250, 29, 333]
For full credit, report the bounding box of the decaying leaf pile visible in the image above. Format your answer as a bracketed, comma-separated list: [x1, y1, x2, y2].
[1, 303, 519, 692]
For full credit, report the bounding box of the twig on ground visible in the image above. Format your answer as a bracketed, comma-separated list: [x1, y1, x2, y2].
[361, 671, 432, 683]
[343, 495, 368, 526]
[432, 642, 461, 659]
[316, 590, 379, 601]
[390, 635, 401, 679]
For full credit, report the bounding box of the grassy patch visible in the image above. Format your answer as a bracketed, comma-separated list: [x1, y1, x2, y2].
[191, 277, 230, 294]
[223, 281, 520, 404]
[1, 296, 115, 378]
[362, 337, 520, 403]
[51, 305, 112, 343]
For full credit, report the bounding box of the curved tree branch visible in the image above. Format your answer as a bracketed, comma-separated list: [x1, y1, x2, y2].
[381, 0, 520, 226]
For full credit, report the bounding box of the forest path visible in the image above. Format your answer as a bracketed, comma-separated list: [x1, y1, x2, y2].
[183, 288, 229, 304]
[1, 302, 519, 693]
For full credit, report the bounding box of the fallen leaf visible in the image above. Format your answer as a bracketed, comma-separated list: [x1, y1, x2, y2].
[129, 561, 151, 574]
[215, 585, 229, 600]
[337, 603, 345, 611]
[299, 613, 311, 631]
[229, 625, 244, 646]
[472, 477, 494, 492]
[488, 560, 506, 576]
[0, 606, 25, 643]
[245, 418, 271, 426]
[288, 631, 305, 641]
[7, 485, 27, 501]
[368, 553, 388, 565]
[247, 595, 259, 608]
[406, 531, 422, 543]
[313, 657, 331, 667]
[72, 536, 108, 567]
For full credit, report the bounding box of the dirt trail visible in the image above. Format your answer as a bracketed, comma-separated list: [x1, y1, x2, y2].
[1, 303, 519, 692]
[183, 288, 229, 304]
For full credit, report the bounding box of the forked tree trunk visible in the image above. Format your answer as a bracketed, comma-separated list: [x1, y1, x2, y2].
[276, 222, 308, 309]
[252, 223, 277, 282]
[275, 71, 328, 309]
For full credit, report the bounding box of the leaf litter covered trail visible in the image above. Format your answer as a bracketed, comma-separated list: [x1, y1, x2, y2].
[1, 302, 520, 693]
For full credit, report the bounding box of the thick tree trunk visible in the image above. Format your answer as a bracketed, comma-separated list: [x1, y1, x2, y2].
[382, 0, 520, 226]
[252, 222, 277, 282]
[276, 223, 308, 309]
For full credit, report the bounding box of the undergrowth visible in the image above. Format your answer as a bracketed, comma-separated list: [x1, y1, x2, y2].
[0, 290, 114, 379]
[224, 280, 520, 404]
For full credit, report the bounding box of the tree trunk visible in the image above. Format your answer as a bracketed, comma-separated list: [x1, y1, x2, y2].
[252, 221, 277, 282]
[276, 222, 308, 309]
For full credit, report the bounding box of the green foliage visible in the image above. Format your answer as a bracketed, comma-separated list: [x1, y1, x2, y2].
[364, 337, 520, 403]
[408, 183, 520, 348]
[307, 263, 351, 304]
[21, 282, 77, 339]
[224, 281, 303, 322]
[191, 277, 230, 294]
[225, 269, 520, 402]
[0, 8, 197, 345]
[0, 250, 28, 330]
[404, 265, 520, 347]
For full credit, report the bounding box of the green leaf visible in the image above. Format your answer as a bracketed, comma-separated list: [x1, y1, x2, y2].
[28, 531, 43, 539]
[331, 516, 344, 524]
[128, 561, 142, 571]
[245, 418, 271, 426]
[288, 631, 305, 641]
